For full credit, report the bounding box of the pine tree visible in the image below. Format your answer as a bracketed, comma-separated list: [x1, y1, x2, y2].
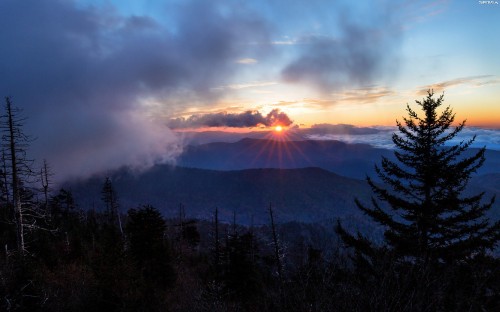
[126, 205, 176, 289]
[337, 91, 500, 265]
[101, 177, 124, 238]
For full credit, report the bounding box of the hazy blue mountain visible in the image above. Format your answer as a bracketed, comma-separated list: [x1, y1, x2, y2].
[64, 166, 499, 229]
[177, 130, 271, 145]
[471, 173, 500, 194]
[177, 138, 393, 179]
[177, 138, 500, 179]
[176, 125, 384, 145]
[65, 166, 375, 225]
[62, 138, 500, 230]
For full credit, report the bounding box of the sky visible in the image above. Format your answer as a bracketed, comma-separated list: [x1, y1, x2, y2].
[0, 0, 499, 180]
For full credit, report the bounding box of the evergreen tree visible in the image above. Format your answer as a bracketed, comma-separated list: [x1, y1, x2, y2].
[337, 91, 500, 265]
[51, 188, 76, 215]
[101, 177, 124, 238]
[126, 205, 176, 294]
[225, 232, 263, 303]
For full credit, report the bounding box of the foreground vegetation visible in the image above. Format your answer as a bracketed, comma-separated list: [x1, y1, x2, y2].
[1, 197, 499, 311]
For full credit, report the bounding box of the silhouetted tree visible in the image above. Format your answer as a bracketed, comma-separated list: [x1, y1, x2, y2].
[50, 188, 76, 217]
[337, 91, 500, 310]
[126, 205, 175, 298]
[182, 220, 201, 250]
[1, 97, 38, 255]
[0, 150, 9, 202]
[39, 159, 53, 214]
[338, 91, 500, 265]
[269, 203, 284, 284]
[214, 206, 221, 281]
[101, 177, 124, 238]
[48, 188, 81, 259]
[225, 232, 263, 304]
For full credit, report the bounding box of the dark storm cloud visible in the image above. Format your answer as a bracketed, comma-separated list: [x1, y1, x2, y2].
[168, 109, 293, 128]
[281, 4, 401, 93]
[0, 0, 271, 181]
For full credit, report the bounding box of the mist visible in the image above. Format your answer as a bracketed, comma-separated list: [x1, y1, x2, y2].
[0, 0, 271, 182]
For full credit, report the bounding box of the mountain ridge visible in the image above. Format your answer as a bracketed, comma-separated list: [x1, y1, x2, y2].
[177, 138, 500, 179]
[65, 165, 374, 225]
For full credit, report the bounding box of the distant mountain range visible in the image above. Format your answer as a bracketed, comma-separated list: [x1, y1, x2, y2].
[176, 125, 385, 145]
[177, 138, 500, 179]
[64, 165, 386, 225]
[65, 167, 499, 228]
[64, 138, 499, 229]
[66, 166, 374, 226]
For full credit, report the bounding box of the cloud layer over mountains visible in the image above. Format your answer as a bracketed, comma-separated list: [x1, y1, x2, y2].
[0, 0, 410, 181]
[0, 0, 271, 180]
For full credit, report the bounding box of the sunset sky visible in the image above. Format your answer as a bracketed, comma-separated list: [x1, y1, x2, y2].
[0, 0, 498, 179]
[82, 0, 500, 128]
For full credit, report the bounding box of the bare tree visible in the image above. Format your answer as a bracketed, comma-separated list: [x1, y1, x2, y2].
[40, 159, 53, 215]
[0, 149, 10, 203]
[1, 97, 36, 255]
[269, 203, 284, 288]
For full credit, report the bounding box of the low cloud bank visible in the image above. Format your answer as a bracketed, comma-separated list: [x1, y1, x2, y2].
[305, 124, 381, 135]
[168, 109, 293, 129]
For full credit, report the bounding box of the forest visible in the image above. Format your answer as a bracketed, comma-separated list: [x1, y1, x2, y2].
[1, 92, 500, 312]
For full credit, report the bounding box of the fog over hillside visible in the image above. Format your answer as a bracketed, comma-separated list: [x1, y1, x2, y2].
[178, 126, 500, 151]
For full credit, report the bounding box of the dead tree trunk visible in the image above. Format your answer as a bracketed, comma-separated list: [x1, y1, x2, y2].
[5, 98, 25, 254]
[269, 203, 283, 285]
[214, 206, 221, 282]
[40, 159, 52, 216]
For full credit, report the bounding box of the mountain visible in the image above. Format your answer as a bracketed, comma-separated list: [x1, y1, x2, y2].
[177, 138, 500, 179]
[65, 166, 375, 225]
[176, 125, 384, 145]
[177, 138, 393, 179]
[63, 138, 500, 227]
[64, 165, 500, 229]
[471, 173, 500, 194]
[177, 130, 272, 145]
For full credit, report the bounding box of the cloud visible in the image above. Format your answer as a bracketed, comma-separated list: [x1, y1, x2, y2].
[446, 127, 500, 151]
[306, 124, 382, 135]
[304, 126, 500, 151]
[213, 81, 277, 91]
[403, 0, 450, 25]
[281, 3, 402, 93]
[167, 109, 293, 128]
[333, 86, 395, 104]
[0, 0, 271, 181]
[271, 40, 297, 45]
[417, 75, 499, 95]
[236, 58, 258, 64]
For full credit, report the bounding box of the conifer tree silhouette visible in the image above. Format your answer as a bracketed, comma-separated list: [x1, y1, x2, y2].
[337, 91, 500, 266]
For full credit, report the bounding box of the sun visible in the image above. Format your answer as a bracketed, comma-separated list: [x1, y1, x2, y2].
[274, 125, 283, 132]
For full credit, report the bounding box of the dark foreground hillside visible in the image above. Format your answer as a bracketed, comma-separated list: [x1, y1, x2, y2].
[1, 166, 498, 311]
